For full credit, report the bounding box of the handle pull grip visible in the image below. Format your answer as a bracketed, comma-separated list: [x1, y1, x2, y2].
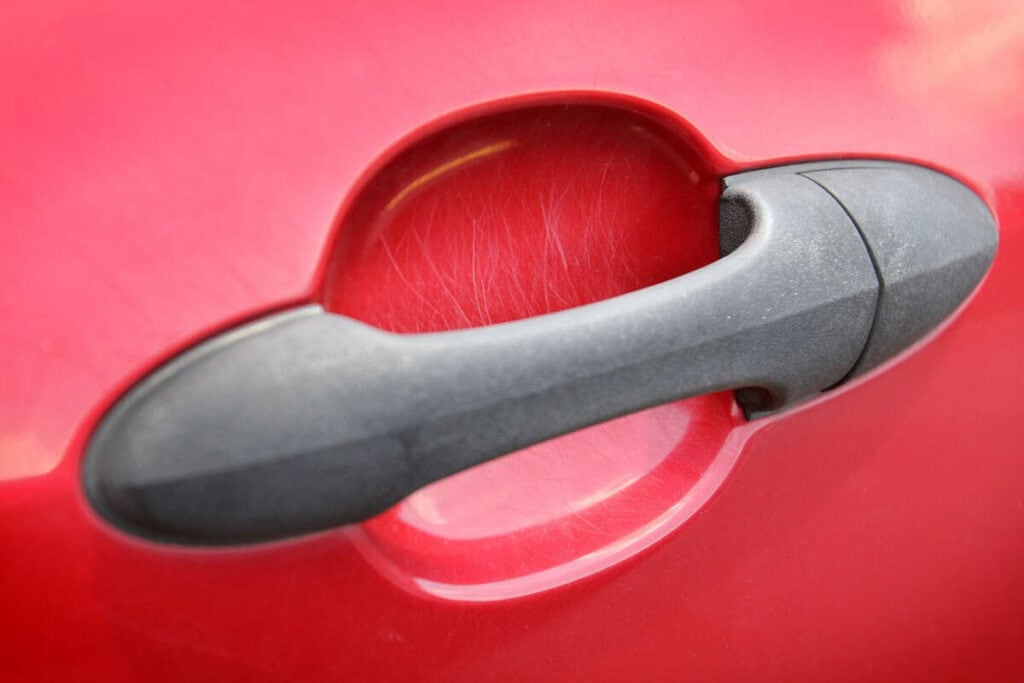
[84, 162, 996, 545]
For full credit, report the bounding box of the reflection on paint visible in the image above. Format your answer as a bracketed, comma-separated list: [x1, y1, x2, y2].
[385, 139, 517, 212]
[353, 393, 745, 601]
[0, 431, 54, 480]
[881, 0, 1024, 129]
[354, 415, 752, 602]
[397, 404, 690, 539]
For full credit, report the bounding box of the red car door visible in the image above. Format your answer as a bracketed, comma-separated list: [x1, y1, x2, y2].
[2, 1, 1023, 680]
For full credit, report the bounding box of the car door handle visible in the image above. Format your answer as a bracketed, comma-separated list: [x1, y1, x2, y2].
[84, 161, 996, 545]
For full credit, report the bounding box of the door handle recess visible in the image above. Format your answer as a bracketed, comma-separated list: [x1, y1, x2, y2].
[84, 161, 997, 545]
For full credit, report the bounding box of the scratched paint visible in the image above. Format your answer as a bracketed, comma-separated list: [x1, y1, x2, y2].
[324, 100, 737, 599]
[324, 101, 721, 331]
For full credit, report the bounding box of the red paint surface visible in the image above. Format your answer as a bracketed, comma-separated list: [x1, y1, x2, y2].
[2, 0, 1024, 680]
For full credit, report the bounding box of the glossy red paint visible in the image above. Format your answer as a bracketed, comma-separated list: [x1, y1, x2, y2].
[2, 1, 1023, 681]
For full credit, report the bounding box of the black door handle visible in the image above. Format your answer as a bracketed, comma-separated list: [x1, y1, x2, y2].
[84, 161, 996, 545]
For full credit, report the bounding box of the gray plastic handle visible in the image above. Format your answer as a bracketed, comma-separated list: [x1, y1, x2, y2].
[83, 162, 996, 545]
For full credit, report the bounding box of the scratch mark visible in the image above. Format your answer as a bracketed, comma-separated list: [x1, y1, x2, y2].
[380, 234, 446, 326]
[410, 228, 472, 329]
